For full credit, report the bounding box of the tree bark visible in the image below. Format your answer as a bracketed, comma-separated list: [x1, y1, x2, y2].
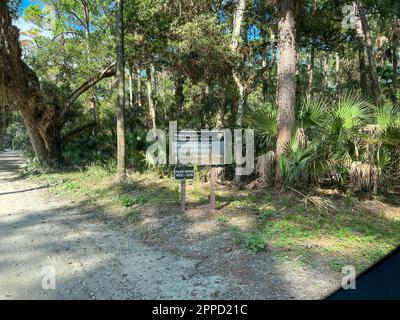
[116, 0, 126, 181]
[393, 23, 398, 103]
[307, 46, 315, 97]
[358, 48, 368, 96]
[230, 0, 246, 127]
[129, 68, 134, 109]
[92, 97, 98, 139]
[1, 2, 57, 164]
[320, 51, 329, 92]
[275, 0, 297, 186]
[356, 0, 382, 106]
[230, 0, 246, 54]
[335, 51, 340, 96]
[135, 66, 143, 108]
[354, 2, 368, 97]
[146, 64, 156, 129]
[233, 72, 245, 127]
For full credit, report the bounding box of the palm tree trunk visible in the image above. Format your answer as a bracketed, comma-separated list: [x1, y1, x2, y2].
[275, 0, 297, 186]
[116, 0, 126, 181]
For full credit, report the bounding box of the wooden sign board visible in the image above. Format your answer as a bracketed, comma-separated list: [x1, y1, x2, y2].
[172, 131, 225, 166]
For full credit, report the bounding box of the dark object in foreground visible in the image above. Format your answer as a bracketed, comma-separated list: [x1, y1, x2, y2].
[327, 247, 400, 300]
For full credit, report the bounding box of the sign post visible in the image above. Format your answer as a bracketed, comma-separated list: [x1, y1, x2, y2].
[180, 179, 186, 211]
[210, 167, 216, 211]
[174, 167, 194, 211]
[173, 130, 226, 211]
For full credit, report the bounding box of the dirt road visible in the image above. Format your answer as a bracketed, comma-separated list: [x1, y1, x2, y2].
[0, 150, 230, 299]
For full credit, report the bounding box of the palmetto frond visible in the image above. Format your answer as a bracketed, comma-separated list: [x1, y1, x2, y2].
[375, 104, 399, 130]
[298, 94, 328, 129]
[245, 101, 277, 150]
[331, 91, 372, 131]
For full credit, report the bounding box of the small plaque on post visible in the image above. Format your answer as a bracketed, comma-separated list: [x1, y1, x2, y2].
[174, 167, 195, 180]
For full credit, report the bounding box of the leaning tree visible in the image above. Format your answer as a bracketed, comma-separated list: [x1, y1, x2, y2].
[0, 1, 116, 165]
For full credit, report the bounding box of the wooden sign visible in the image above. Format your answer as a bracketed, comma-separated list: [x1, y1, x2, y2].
[172, 131, 225, 166]
[171, 130, 226, 211]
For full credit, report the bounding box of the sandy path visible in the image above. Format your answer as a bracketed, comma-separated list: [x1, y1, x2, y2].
[0, 150, 230, 299]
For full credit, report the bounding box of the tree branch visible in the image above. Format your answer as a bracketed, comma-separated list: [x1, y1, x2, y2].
[52, 31, 83, 41]
[61, 120, 96, 144]
[61, 62, 116, 118]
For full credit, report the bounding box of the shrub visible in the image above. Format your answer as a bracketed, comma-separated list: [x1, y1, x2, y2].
[259, 209, 276, 220]
[216, 215, 229, 224]
[119, 195, 136, 207]
[63, 181, 80, 191]
[119, 194, 148, 207]
[245, 233, 265, 252]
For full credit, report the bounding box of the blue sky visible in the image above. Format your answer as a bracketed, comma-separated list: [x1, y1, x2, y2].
[20, 0, 42, 12]
[16, 0, 49, 39]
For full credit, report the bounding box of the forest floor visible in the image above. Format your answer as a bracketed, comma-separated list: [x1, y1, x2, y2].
[1, 150, 400, 299]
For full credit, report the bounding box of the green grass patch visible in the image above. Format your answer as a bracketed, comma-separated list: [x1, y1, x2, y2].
[259, 208, 277, 221]
[216, 215, 229, 224]
[259, 207, 400, 271]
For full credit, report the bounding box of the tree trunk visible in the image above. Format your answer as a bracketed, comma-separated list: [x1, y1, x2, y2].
[146, 64, 156, 129]
[335, 51, 340, 96]
[1, 3, 116, 166]
[229, 0, 247, 185]
[262, 31, 277, 101]
[116, 0, 126, 181]
[358, 47, 368, 96]
[92, 97, 98, 139]
[356, 0, 382, 106]
[262, 49, 269, 101]
[233, 72, 245, 127]
[307, 46, 315, 97]
[135, 66, 143, 108]
[355, 2, 369, 97]
[230, 0, 246, 127]
[1, 2, 60, 165]
[393, 24, 398, 103]
[230, 0, 246, 54]
[129, 68, 134, 109]
[275, 0, 297, 186]
[320, 51, 329, 92]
